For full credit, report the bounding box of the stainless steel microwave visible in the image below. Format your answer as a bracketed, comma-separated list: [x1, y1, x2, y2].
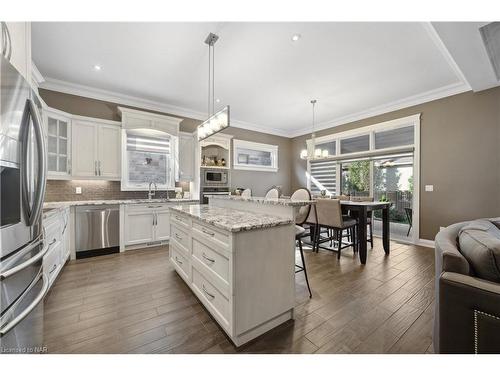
[203, 169, 228, 185]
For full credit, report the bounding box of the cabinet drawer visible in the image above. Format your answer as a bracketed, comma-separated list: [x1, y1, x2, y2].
[192, 268, 230, 329]
[126, 204, 167, 212]
[171, 224, 190, 252]
[192, 221, 230, 249]
[171, 212, 190, 228]
[171, 245, 191, 281]
[192, 238, 229, 285]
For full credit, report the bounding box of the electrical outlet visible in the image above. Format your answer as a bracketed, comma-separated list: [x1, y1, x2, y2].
[425, 185, 434, 192]
[75, 187, 82, 194]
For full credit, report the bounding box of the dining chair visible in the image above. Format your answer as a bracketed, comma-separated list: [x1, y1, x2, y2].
[291, 188, 313, 298]
[241, 188, 252, 198]
[264, 187, 280, 199]
[349, 196, 374, 249]
[314, 199, 358, 259]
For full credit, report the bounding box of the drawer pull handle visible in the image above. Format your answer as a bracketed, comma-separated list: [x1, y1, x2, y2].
[175, 233, 182, 240]
[202, 252, 215, 263]
[175, 256, 183, 265]
[175, 216, 183, 221]
[202, 284, 215, 299]
[201, 228, 215, 237]
[48, 264, 57, 275]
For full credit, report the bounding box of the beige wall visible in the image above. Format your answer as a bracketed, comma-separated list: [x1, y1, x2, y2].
[291, 87, 500, 240]
[39, 89, 293, 197]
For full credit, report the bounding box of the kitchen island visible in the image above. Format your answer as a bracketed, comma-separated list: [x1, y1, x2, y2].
[168, 197, 312, 347]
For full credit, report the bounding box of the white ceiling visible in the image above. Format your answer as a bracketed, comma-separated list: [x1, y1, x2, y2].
[32, 22, 472, 137]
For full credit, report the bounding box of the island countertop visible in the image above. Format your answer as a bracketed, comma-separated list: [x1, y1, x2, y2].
[170, 204, 293, 232]
[209, 195, 314, 207]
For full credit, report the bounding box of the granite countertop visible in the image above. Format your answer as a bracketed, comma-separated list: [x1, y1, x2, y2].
[170, 204, 293, 232]
[210, 195, 314, 207]
[43, 198, 199, 210]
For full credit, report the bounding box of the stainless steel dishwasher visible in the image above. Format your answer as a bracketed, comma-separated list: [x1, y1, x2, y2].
[75, 205, 120, 259]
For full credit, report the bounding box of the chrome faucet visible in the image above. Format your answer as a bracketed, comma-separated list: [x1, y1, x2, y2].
[148, 181, 157, 200]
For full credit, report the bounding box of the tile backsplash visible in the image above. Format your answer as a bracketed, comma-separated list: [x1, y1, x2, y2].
[44, 180, 190, 202]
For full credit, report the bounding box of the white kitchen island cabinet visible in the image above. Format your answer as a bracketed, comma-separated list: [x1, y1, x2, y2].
[168, 199, 311, 347]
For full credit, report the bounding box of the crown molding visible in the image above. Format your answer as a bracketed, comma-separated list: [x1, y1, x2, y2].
[39, 77, 291, 138]
[31, 62, 45, 88]
[287, 81, 471, 138]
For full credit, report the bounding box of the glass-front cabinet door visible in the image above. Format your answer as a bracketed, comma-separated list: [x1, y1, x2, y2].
[44, 110, 71, 178]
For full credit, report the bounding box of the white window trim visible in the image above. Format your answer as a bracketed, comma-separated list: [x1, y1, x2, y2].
[233, 139, 279, 172]
[306, 113, 421, 245]
[120, 129, 177, 191]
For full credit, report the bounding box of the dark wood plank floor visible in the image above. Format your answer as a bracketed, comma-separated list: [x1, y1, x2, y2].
[43, 238, 435, 354]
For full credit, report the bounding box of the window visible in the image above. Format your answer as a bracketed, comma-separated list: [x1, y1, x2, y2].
[340, 134, 370, 154]
[121, 129, 176, 190]
[309, 159, 336, 195]
[233, 140, 278, 172]
[374, 125, 414, 150]
[314, 140, 336, 158]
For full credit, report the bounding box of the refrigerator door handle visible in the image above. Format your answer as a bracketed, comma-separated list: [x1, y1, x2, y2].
[0, 272, 49, 337]
[20, 98, 47, 226]
[0, 238, 53, 280]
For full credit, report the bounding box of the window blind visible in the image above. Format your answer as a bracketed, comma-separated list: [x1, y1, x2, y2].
[309, 159, 337, 195]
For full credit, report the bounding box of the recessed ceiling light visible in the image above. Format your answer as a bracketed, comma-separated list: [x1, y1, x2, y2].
[216, 98, 221, 103]
[93, 65, 102, 71]
[291, 34, 301, 42]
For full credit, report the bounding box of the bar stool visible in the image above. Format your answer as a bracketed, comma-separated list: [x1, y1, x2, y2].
[291, 187, 313, 298]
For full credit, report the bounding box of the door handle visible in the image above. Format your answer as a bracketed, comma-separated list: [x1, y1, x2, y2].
[202, 252, 215, 263]
[20, 99, 47, 226]
[0, 238, 49, 280]
[94, 161, 98, 176]
[0, 272, 49, 337]
[98, 160, 101, 176]
[202, 284, 215, 299]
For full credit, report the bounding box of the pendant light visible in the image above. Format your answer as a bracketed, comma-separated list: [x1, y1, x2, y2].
[300, 99, 319, 160]
[197, 32, 230, 141]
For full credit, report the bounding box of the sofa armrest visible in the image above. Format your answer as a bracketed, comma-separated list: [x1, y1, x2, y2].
[439, 272, 500, 353]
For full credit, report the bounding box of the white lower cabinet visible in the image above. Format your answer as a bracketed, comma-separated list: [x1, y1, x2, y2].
[43, 207, 70, 289]
[123, 204, 171, 248]
[169, 209, 296, 347]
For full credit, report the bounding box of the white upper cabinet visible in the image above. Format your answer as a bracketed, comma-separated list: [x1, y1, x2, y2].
[178, 132, 195, 181]
[97, 125, 121, 178]
[72, 120, 98, 177]
[72, 119, 121, 180]
[44, 109, 72, 179]
[1, 22, 31, 82]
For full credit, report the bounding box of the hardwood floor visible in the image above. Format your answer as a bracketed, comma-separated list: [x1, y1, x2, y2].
[43, 238, 435, 354]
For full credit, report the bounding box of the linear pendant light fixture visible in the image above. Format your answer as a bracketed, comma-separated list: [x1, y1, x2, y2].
[197, 32, 230, 141]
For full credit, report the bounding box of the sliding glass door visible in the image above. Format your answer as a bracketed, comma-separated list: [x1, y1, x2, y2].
[372, 155, 414, 241]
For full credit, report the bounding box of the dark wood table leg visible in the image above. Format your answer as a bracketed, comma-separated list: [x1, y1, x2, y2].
[382, 206, 390, 254]
[357, 206, 367, 264]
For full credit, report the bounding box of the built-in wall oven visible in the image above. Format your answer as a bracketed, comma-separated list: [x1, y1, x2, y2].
[0, 53, 49, 353]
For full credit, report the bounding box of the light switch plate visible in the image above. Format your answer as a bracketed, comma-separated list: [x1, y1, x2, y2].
[425, 185, 434, 192]
[75, 187, 82, 194]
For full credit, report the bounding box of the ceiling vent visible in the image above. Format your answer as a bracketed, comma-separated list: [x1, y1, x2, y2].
[479, 22, 500, 81]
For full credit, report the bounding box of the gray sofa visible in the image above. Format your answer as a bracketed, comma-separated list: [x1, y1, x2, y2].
[434, 219, 500, 353]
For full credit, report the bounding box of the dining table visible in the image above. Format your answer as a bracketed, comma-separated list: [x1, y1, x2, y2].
[340, 200, 393, 265]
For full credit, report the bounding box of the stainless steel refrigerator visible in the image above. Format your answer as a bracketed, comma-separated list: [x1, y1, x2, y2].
[0, 52, 48, 353]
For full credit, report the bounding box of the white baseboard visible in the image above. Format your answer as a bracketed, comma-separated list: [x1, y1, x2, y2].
[418, 239, 435, 248]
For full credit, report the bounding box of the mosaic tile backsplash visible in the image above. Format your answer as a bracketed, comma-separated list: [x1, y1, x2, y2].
[44, 180, 190, 202]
